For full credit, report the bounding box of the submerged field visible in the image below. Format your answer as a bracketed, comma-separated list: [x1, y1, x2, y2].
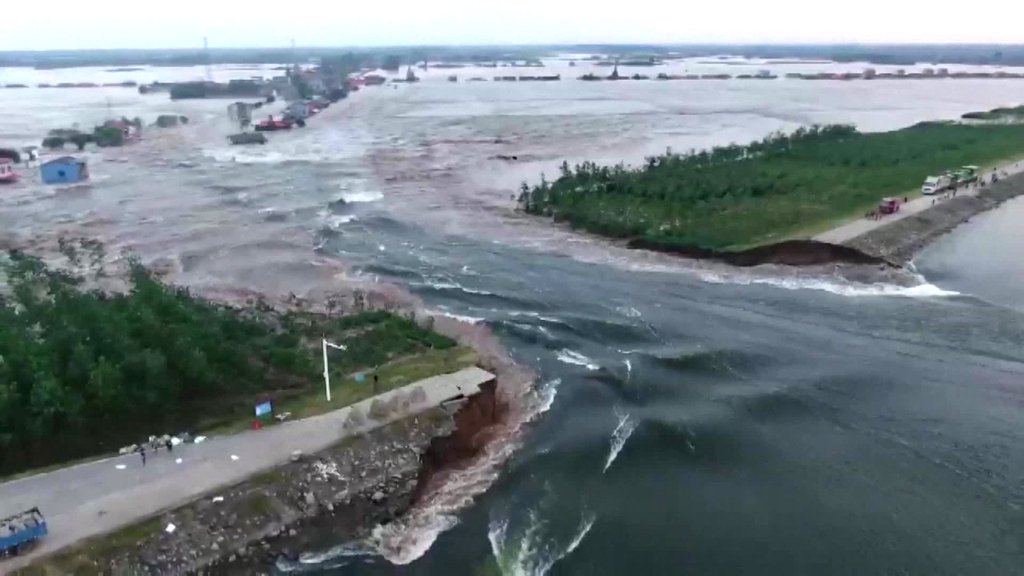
[519, 122, 1024, 249]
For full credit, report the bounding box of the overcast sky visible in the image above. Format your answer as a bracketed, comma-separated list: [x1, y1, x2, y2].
[3, 0, 1023, 50]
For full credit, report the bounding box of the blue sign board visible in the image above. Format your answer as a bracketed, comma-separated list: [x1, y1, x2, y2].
[255, 401, 272, 417]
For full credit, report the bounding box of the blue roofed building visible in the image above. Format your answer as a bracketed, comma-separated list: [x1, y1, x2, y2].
[40, 156, 89, 184]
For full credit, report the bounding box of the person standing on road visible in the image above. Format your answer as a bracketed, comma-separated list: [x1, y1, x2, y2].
[140, 447, 147, 467]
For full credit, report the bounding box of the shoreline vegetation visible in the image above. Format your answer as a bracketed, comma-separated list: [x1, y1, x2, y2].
[518, 122, 1024, 252]
[962, 104, 1024, 121]
[0, 240, 463, 477]
[4, 44, 1024, 69]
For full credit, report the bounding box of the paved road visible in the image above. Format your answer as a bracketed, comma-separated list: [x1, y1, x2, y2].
[815, 162, 1024, 245]
[0, 367, 493, 571]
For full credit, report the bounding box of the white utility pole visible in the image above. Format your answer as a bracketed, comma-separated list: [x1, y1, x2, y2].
[322, 338, 347, 402]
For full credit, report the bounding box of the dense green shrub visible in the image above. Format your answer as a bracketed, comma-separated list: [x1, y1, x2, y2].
[0, 244, 454, 474]
[521, 123, 1024, 249]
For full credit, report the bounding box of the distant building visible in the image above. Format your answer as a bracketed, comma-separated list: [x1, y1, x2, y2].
[40, 156, 88, 184]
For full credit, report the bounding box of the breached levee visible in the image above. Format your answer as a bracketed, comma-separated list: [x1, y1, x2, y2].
[626, 237, 897, 268]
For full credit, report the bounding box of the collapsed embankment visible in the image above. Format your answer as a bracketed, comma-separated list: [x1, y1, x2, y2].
[626, 238, 897, 268]
[20, 379, 505, 576]
[211, 381, 506, 574]
[846, 172, 1024, 262]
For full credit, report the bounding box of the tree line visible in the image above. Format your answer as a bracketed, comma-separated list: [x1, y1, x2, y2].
[0, 242, 454, 475]
[520, 122, 1024, 249]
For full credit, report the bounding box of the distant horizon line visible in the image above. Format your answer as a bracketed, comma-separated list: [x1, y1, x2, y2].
[4, 41, 1024, 54]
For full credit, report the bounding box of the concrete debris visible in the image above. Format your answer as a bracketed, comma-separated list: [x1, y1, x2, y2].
[312, 459, 342, 481]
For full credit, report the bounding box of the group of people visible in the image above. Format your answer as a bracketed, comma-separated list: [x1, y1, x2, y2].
[120, 434, 189, 466]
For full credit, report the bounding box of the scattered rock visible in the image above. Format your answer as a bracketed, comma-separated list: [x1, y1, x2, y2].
[304, 491, 317, 506]
[290, 450, 302, 462]
[288, 528, 298, 537]
[371, 491, 386, 504]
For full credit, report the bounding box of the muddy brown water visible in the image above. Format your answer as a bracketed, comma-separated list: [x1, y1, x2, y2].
[2, 60, 1024, 575]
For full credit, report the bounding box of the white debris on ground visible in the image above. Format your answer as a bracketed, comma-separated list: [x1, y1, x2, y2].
[194, 436, 207, 444]
[212, 496, 224, 503]
[115, 464, 127, 470]
[175, 458, 183, 464]
[230, 455, 239, 461]
[312, 459, 344, 482]
[165, 523, 176, 534]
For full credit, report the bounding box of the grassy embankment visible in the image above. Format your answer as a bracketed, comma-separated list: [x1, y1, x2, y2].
[0, 242, 473, 477]
[961, 104, 1024, 121]
[519, 122, 1024, 250]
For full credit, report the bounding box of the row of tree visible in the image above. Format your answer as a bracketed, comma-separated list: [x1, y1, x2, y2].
[520, 122, 1024, 249]
[0, 242, 454, 475]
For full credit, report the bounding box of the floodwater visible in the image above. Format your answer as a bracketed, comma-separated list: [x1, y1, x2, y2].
[2, 58, 1023, 575]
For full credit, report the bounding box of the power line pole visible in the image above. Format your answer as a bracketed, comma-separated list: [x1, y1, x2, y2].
[321, 338, 347, 402]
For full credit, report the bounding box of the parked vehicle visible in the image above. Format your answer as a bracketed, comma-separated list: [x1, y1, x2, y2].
[921, 174, 951, 195]
[878, 197, 901, 214]
[228, 132, 267, 145]
[954, 165, 979, 184]
[0, 158, 19, 184]
[0, 508, 47, 557]
[254, 116, 294, 132]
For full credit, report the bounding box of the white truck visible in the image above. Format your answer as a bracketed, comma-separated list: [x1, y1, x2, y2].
[921, 174, 952, 195]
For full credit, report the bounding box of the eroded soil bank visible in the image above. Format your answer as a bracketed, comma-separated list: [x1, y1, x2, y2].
[626, 238, 896, 267]
[21, 379, 507, 576]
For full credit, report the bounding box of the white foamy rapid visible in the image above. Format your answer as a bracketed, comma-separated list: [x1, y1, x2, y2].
[367, 376, 562, 565]
[428, 309, 486, 325]
[488, 510, 597, 576]
[341, 190, 384, 203]
[695, 270, 960, 298]
[321, 213, 358, 230]
[582, 250, 960, 298]
[556, 349, 600, 371]
[417, 279, 496, 296]
[603, 407, 638, 474]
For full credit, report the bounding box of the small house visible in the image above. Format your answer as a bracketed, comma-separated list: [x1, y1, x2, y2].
[41, 156, 88, 184]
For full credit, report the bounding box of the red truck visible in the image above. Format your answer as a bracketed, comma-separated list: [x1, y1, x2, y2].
[878, 197, 901, 215]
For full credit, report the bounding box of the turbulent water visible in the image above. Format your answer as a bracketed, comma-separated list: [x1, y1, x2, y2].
[3, 58, 1024, 575]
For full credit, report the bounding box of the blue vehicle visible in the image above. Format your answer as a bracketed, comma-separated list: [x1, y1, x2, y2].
[0, 507, 47, 557]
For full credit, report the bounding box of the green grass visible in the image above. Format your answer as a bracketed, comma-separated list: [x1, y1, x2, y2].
[962, 104, 1024, 121]
[14, 516, 165, 576]
[0, 245, 462, 477]
[205, 346, 478, 435]
[521, 122, 1024, 250]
